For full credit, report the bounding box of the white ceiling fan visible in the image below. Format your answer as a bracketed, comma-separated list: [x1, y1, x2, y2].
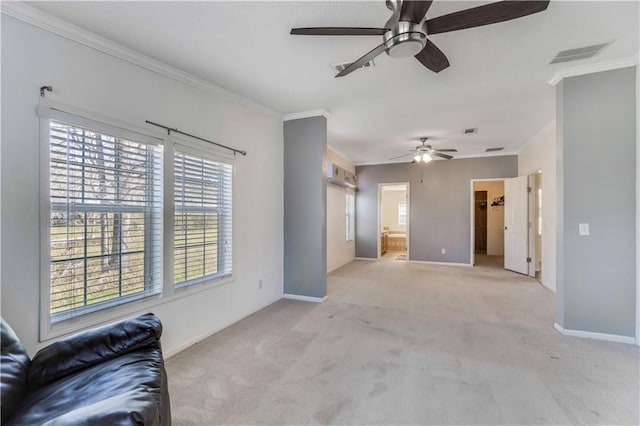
[389, 137, 457, 163]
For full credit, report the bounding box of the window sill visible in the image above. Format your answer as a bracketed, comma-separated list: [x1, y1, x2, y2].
[42, 292, 164, 342]
[175, 274, 234, 295]
[41, 275, 235, 342]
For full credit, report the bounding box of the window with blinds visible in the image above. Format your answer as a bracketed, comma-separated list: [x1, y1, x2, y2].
[398, 201, 407, 226]
[345, 192, 355, 242]
[174, 148, 233, 287]
[48, 119, 163, 321]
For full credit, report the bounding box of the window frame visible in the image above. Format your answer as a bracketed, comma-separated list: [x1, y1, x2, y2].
[345, 191, 355, 242]
[172, 140, 235, 290]
[537, 187, 543, 236]
[398, 201, 407, 226]
[38, 104, 236, 341]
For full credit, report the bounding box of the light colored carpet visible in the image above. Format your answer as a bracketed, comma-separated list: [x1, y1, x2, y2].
[166, 259, 639, 425]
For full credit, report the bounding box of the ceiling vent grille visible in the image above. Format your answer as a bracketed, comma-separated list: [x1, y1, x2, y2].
[549, 42, 612, 64]
[333, 60, 375, 73]
[463, 128, 477, 134]
[485, 147, 504, 152]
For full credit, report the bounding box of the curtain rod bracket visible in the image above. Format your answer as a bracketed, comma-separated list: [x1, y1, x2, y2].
[40, 85, 52, 97]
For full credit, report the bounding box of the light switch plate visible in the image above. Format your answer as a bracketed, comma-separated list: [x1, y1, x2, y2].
[579, 223, 590, 236]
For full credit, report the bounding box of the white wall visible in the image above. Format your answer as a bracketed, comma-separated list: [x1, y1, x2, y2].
[326, 148, 355, 273]
[518, 122, 556, 292]
[381, 190, 407, 232]
[473, 180, 505, 256]
[1, 15, 284, 356]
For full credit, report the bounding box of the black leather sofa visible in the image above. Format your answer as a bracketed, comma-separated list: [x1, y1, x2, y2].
[1, 313, 171, 425]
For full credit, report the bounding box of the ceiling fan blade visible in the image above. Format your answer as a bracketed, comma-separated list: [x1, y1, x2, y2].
[426, 0, 550, 35]
[389, 153, 416, 160]
[400, 0, 433, 24]
[433, 152, 453, 160]
[336, 43, 387, 78]
[414, 40, 450, 73]
[291, 27, 388, 36]
[436, 149, 458, 152]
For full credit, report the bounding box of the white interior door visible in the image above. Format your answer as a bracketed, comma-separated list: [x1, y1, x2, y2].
[504, 176, 529, 274]
[527, 174, 536, 277]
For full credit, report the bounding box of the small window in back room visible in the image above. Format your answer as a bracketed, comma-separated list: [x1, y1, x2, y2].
[345, 192, 355, 241]
[398, 201, 407, 226]
[537, 187, 543, 235]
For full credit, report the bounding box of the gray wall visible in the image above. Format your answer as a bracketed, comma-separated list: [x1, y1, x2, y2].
[557, 67, 637, 337]
[283, 117, 327, 298]
[356, 156, 518, 263]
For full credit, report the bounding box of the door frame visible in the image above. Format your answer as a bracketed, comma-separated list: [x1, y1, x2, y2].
[377, 182, 410, 260]
[469, 178, 506, 266]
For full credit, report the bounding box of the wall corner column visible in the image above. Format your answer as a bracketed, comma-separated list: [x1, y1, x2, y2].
[283, 115, 327, 300]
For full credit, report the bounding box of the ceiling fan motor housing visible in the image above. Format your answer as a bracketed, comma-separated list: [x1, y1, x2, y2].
[383, 22, 427, 58]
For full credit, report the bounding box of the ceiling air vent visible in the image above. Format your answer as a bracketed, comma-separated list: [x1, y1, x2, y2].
[333, 60, 375, 73]
[485, 147, 504, 152]
[549, 42, 612, 64]
[463, 128, 477, 134]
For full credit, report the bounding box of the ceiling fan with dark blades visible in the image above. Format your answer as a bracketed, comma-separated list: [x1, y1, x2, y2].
[390, 138, 456, 163]
[291, 0, 550, 77]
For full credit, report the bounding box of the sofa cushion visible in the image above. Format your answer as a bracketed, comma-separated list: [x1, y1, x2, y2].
[7, 348, 167, 426]
[29, 313, 162, 387]
[1, 319, 31, 423]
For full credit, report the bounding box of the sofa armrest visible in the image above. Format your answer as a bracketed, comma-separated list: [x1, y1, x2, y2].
[29, 313, 162, 387]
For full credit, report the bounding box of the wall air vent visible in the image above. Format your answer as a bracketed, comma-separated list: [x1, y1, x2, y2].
[485, 147, 504, 152]
[549, 41, 612, 64]
[333, 60, 375, 73]
[463, 128, 477, 134]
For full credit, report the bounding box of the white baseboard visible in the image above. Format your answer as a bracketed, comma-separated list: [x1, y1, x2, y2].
[408, 260, 472, 267]
[164, 295, 282, 358]
[283, 293, 328, 303]
[355, 257, 376, 261]
[554, 323, 636, 345]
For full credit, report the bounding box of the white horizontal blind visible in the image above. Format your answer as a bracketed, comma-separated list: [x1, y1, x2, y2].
[398, 201, 407, 226]
[174, 148, 233, 287]
[345, 192, 355, 241]
[48, 120, 163, 321]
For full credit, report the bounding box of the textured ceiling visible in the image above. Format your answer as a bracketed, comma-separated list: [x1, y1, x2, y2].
[28, 1, 640, 164]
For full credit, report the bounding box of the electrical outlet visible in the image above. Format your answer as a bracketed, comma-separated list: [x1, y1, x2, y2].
[441, 248, 446, 255]
[258, 279, 263, 290]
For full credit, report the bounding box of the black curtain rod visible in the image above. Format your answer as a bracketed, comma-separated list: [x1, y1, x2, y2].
[145, 120, 247, 156]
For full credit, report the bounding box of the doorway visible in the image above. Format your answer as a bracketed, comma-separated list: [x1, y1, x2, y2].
[475, 172, 543, 278]
[378, 183, 409, 261]
[474, 190, 488, 253]
[470, 179, 505, 267]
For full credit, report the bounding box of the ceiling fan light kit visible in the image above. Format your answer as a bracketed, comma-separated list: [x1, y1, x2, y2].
[413, 153, 433, 163]
[291, 0, 550, 78]
[383, 21, 426, 58]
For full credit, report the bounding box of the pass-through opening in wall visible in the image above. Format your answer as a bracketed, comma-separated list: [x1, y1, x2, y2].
[378, 183, 409, 262]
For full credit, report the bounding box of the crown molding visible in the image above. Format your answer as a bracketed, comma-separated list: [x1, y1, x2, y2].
[547, 54, 639, 86]
[0, 2, 282, 118]
[283, 109, 332, 122]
